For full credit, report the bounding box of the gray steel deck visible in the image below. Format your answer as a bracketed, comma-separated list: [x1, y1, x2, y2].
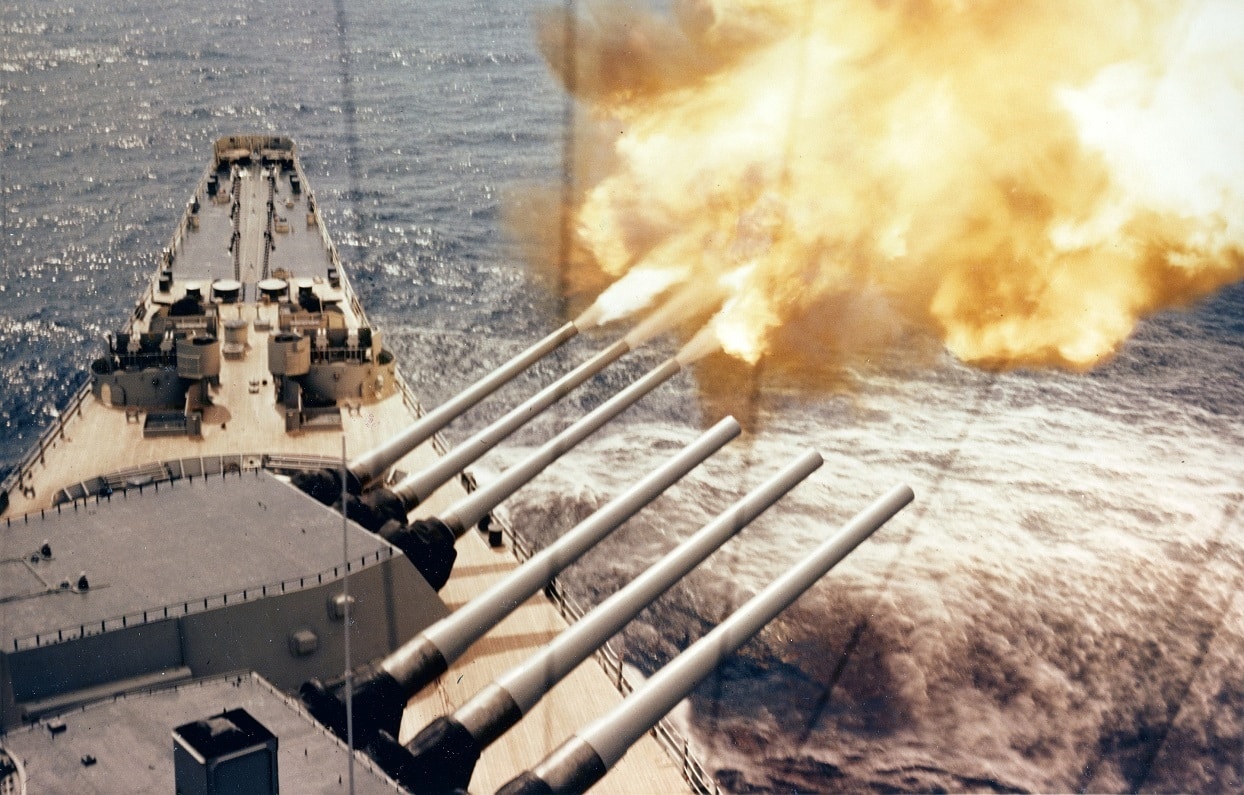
[174, 163, 333, 287]
[0, 673, 402, 794]
[0, 471, 388, 650]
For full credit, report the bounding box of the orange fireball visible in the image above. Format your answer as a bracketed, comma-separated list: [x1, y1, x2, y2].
[538, 0, 1244, 372]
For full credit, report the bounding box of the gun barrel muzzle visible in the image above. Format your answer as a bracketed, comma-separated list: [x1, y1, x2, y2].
[499, 482, 915, 795]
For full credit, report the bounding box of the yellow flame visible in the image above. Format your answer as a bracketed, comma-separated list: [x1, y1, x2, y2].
[536, 0, 1244, 372]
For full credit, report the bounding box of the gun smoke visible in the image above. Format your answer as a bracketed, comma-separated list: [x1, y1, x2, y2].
[531, 0, 1244, 375]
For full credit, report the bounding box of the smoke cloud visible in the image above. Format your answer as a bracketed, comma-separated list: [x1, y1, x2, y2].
[532, 0, 1244, 373]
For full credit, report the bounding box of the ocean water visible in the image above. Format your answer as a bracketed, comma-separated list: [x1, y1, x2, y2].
[2, 2, 1241, 793]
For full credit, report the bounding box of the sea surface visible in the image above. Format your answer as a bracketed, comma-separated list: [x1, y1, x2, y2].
[2, 1, 1242, 792]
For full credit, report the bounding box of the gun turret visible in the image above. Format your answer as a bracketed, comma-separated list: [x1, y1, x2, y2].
[497, 483, 916, 795]
[292, 321, 578, 502]
[388, 450, 825, 793]
[299, 417, 742, 747]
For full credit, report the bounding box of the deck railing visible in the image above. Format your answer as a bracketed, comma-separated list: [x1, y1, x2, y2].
[0, 374, 92, 503]
[10, 548, 391, 652]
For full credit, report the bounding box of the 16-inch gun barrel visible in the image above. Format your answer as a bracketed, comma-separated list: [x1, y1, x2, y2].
[348, 321, 578, 489]
[343, 352, 680, 597]
[388, 450, 825, 793]
[436, 356, 683, 536]
[497, 483, 916, 795]
[388, 336, 631, 510]
[299, 417, 741, 747]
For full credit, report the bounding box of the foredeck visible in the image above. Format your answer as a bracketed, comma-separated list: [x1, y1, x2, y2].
[4, 135, 411, 519]
[1, 137, 693, 794]
[2, 302, 454, 520]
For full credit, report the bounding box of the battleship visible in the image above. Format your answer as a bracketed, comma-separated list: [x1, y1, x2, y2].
[0, 135, 913, 793]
